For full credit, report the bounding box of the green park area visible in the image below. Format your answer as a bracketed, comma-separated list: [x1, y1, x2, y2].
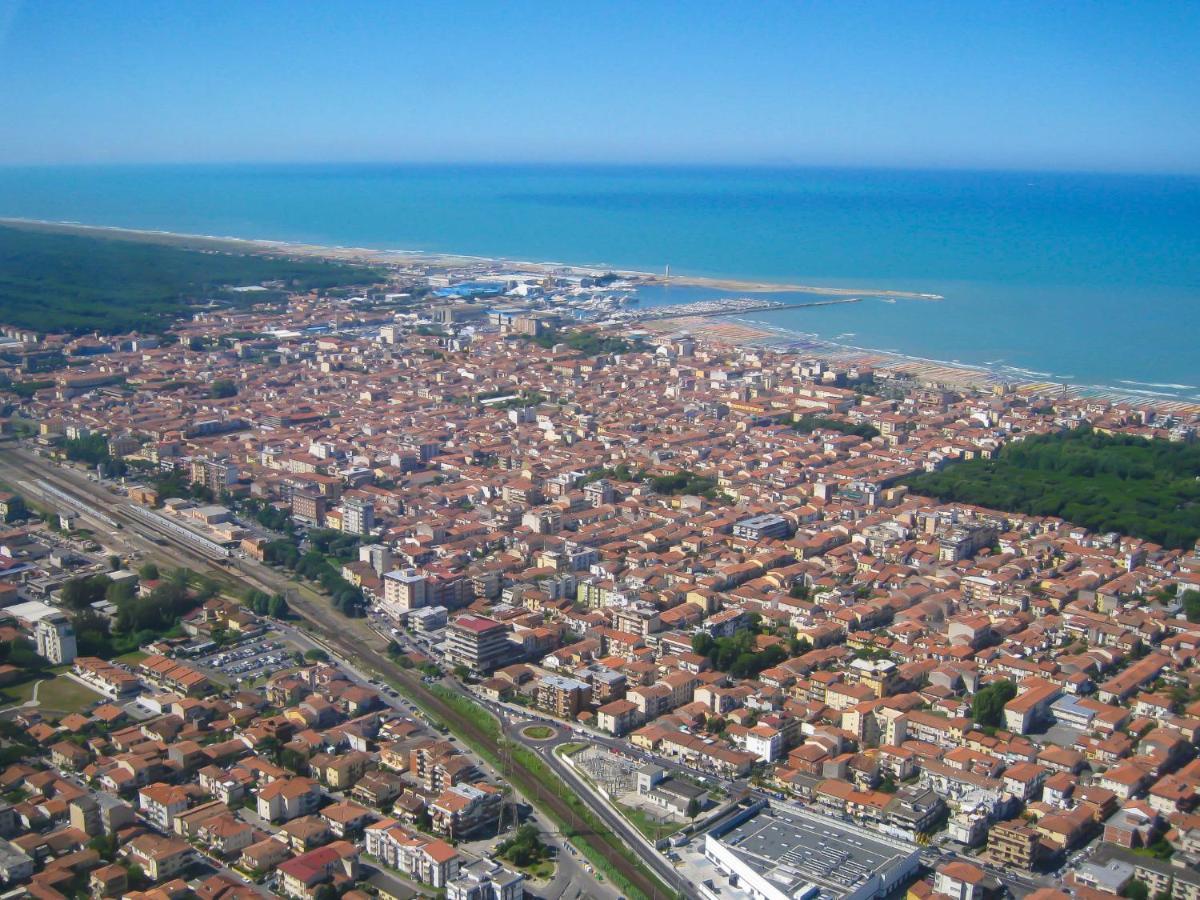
[495, 823, 556, 881]
[905, 427, 1200, 550]
[35, 673, 104, 714]
[1, 668, 103, 719]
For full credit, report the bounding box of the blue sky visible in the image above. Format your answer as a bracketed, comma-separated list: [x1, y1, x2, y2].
[0, 0, 1197, 172]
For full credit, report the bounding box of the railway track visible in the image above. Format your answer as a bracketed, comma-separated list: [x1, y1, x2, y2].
[408, 682, 668, 898]
[277, 584, 674, 900]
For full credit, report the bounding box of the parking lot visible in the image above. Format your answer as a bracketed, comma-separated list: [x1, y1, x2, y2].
[192, 634, 298, 686]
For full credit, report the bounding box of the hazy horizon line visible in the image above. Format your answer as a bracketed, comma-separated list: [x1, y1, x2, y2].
[0, 159, 1198, 179]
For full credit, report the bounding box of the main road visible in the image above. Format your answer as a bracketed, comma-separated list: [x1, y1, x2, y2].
[446, 680, 696, 899]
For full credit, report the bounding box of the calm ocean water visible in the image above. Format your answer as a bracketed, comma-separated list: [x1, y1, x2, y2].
[0, 165, 1196, 398]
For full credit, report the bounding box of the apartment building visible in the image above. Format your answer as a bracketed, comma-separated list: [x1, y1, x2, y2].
[986, 819, 1040, 870]
[257, 777, 322, 823]
[445, 615, 513, 675]
[34, 612, 77, 665]
[431, 784, 504, 839]
[383, 568, 429, 613]
[535, 674, 591, 718]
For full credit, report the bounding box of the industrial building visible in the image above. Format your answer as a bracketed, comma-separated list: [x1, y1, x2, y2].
[704, 803, 920, 900]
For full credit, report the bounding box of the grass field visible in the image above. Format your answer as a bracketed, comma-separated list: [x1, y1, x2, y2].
[36, 675, 103, 716]
[115, 650, 149, 665]
[0, 679, 39, 707]
[555, 742, 589, 757]
[0, 671, 102, 717]
[519, 858, 556, 881]
[616, 803, 684, 841]
[522, 724, 555, 740]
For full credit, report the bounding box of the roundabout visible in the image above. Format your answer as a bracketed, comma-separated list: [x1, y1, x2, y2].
[521, 723, 558, 741]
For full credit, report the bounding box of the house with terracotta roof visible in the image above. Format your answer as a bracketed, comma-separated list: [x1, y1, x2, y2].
[239, 837, 292, 875]
[1003, 678, 1062, 734]
[933, 861, 989, 900]
[137, 783, 192, 831]
[125, 833, 195, 883]
[276, 840, 359, 900]
[596, 699, 639, 736]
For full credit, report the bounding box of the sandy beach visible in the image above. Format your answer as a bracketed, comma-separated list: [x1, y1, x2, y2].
[0, 217, 941, 301]
[639, 316, 1200, 415]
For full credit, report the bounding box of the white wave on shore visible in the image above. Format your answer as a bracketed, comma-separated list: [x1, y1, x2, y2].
[1119, 380, 1198, 391]
[1114, 387, 1183, 398]
[1000, 366, 1055, 378]
[708, 319, 1200, 405]
[999, 365, 1081, 382]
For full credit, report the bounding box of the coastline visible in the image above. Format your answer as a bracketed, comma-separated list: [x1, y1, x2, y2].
[0, 216, 942, 300]
[635, 316, 1200, 415]
[2, 216, 1195, 413]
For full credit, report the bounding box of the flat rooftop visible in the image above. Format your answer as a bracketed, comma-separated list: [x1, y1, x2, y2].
[735, 513, 788, 527]
[711, 805, 914, 900]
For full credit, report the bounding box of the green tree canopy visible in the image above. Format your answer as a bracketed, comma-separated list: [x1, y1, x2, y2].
[692, 628, 788, 678]
[210, 379, 237, 398]
[972, 680, 1018, 728]
[497, 823, 550, 868]
[905, 428, 1200, 549]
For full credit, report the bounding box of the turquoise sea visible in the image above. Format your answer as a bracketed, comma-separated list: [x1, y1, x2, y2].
[0, 165, 1196, 399]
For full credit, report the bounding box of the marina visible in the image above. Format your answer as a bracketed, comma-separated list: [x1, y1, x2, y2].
[620, 296, 863, 323]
